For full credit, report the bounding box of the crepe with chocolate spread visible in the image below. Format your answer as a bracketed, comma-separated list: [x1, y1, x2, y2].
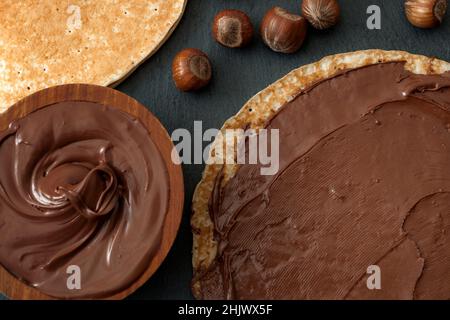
[191, 50, 450, 300]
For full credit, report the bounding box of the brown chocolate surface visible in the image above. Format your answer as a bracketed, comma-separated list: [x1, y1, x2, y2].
[0, 101, 169, 299]
[198, 62, 450, 299]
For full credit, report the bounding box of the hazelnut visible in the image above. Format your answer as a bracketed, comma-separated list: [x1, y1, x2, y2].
[172, 48, 212, 91]
[405, 0, 447, 28]
[302, 0, 340, 30]
[212, 9, 254, 48]
[260, 7, 307, 54]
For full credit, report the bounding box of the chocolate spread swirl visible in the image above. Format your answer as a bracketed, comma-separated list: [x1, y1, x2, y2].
[198, 62, 450, 299]
[0, 101, 169, 298]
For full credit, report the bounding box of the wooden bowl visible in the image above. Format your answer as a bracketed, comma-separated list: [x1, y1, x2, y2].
[0, 84, 184, 299]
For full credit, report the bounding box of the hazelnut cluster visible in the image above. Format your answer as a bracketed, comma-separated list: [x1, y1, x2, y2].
[172, 1, 341, 91]
[172, 0, 448, 91]
[209, 1, 341, 55]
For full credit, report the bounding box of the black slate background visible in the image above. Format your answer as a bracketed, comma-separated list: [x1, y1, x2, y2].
[1, 0, 449, 300]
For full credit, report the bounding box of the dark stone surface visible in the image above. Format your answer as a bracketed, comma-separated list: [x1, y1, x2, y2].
[1, 0, 449, 300]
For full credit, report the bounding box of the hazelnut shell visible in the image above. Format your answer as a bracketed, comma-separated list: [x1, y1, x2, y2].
[172, 48, 212, 92]
[260, 7, 308, 54]
[212, 9, 254, 48]
[301, 0, 340, 30]
[405, 0, 448, 28]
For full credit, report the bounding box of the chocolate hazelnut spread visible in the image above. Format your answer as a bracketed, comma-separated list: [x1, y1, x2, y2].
[197, 62, 450, 299]
[0, 101, 169, 298]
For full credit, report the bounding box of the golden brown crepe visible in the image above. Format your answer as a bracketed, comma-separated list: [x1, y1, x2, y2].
[0, 0, 186, 112]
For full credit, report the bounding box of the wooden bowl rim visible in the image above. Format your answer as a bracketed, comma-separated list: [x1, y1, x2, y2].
[0, 84, 184, 300]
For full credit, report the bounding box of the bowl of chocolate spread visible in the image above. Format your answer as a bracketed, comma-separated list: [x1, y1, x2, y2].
[0, 84, 184, 299]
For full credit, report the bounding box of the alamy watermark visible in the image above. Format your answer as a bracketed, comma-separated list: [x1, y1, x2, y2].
[66, 5, 82, 31]
[367, 265, 381, 290]
[171, 121, 280, 176]
[66, 265, 81, 290]
[367, 5, 381, 30]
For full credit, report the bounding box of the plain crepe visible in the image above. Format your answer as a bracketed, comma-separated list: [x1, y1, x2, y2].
[0, 0, 186, 112]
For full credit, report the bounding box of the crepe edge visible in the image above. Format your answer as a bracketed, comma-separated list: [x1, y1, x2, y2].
[108, 0, 187, 88]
